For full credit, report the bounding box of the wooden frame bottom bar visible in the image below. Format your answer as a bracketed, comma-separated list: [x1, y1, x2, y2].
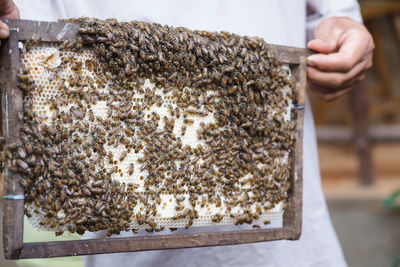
[20, 227, 297, 258]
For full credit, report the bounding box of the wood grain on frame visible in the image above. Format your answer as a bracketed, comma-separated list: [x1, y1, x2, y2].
[1, 29, 24, 259]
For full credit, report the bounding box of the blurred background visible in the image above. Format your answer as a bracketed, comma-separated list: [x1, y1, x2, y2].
[311, 1, 400, 266]
[1, 1, 400, 267]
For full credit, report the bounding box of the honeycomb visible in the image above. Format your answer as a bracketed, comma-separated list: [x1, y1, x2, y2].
[20, 44, 285, 232]
[4, 18, 298, 236]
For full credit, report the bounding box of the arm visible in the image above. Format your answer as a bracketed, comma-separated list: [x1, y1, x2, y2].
[0, 0, 20, 43]
[306, 1, 374, 101]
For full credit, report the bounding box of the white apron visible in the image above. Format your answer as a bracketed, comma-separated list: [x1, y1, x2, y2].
[15, 1, 361, 266]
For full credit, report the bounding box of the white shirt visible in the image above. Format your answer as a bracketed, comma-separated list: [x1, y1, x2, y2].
[15, 1, 361, 266]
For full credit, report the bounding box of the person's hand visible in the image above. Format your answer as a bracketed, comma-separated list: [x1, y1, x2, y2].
[0, 0, 20, 45]
[307, 16, 374, 101]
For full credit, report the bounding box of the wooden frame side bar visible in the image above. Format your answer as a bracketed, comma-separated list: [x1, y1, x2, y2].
[281, 57, 306, 239]
[282, 57, 306, 239]
[1, 29, 24, 259]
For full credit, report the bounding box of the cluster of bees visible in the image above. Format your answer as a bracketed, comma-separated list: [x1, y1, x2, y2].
[1, 18, 298, 236]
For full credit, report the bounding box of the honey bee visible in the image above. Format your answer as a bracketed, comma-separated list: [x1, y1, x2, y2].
[119, 150, 127, 161]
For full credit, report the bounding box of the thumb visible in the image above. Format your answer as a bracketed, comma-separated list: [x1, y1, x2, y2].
[0, 20, 10, 39]
[307, 39, 336, 54]
[307, 17, 345, 54]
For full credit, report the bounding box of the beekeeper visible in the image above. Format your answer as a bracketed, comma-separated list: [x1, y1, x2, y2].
[0, 0, 374, 266]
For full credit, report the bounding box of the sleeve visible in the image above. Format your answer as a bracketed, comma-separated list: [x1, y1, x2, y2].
[306, 0, 362, 42]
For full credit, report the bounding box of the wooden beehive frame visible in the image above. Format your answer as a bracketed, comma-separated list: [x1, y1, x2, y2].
[1, 19, 307, 259]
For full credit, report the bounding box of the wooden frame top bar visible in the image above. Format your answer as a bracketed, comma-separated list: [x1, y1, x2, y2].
[1, 19, 305, 259]
[1, 18, 311, 63]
